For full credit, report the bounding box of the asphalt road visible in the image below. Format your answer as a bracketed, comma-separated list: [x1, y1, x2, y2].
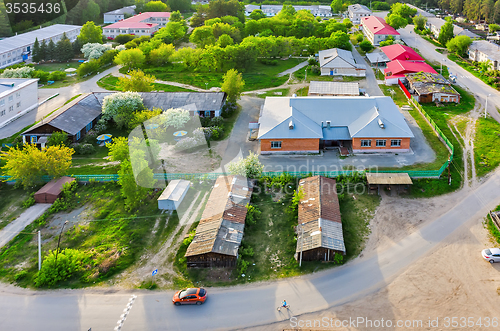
[351, 43, 384, 97]
[2, 170, 500, 330]
[398, 25, 500, 122]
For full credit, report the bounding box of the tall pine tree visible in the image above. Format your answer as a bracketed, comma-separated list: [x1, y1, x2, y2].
[32, 38, 41, 63]
[56, 33, 74, 62]
[47, 39, 56, 61]
[39, 40, 47, 61]
[0, 1, 12, 37]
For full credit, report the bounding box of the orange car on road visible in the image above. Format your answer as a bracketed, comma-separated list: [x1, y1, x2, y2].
[172, 288, 207, 306]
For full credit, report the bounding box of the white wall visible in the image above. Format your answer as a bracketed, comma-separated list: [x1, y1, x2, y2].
[0, 80, 39, 128]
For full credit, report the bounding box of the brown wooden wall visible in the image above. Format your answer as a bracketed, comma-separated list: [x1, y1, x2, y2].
[298, 247, 344, 262]
[186, 253, 236, 268]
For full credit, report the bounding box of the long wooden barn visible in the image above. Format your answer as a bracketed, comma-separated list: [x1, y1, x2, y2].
[296, 176, 346, 262]
[185, 175, 253, 268]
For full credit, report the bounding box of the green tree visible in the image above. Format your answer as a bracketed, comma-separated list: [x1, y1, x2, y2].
[379, 36, 395, 47]
[221, 68, 245, 103]
[359, 40, 374, 52]
[129, 108, 163, 130]
[277, 4, 296, 20]
[135, 0, 145, 13]
[56, 33, 74, 62]
[82, 0, 101, 23]
[227, 151, 263, 179]
[494, 0, 500, 23]
[114, 34, 136, 44]
[108, 136, 130, 162]
[451, 0, 464, 14]
[331, 0, 343, 13]
[216, 34, 234, 47]
[47, 132, 70, 147]
[102, 92, 144, 128]
[118, 158, 154, 211]
[117, 69, 156, 92]
[35, 249, 89, 287]
[490, 23, 500, 31]
[190, 25, 216, 47]
[144, 0, 169, 12]
[386, 14, 408, 30]
[413, 14, 428, 30]
[166, 0, 191, 12]
[0, 1, 12, 37]
[206, 0, 245, 23]
[0, 144, 74, 189]
[114, 48, 146, 69]
[482, 0, 495, 23]
[78, 21, 103, 45]
[148, 43, 175, 65]
[32, 38, 41, 63]
[249, 9, 266, 21]
[342, 18, 353, 30]
[389, 3, 417, 23]
[40, 39, 48, 61]
[47, 39, 56, 61]
[438, 21, 454, 46]
[170, 10, 183, 22]
[439, 0, 451, 10]
[446, 35, 472, 56]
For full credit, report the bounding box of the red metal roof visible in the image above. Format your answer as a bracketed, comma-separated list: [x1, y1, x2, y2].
[384, 60, 437, 77]
[381, 44, 424, 62]
[361, 16, 400, 36]
[105, 12, 170, 29]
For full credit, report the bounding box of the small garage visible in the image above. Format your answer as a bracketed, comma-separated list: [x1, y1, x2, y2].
[158, 179, 191, 211]
[34, 176, 76, 203]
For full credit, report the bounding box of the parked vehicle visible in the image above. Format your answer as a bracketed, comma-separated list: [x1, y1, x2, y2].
[481, 248, 500, 264]
[172, 288, 207, 305]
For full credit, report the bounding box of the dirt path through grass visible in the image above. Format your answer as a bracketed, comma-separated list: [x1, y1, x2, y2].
[113, 191, 208, 289]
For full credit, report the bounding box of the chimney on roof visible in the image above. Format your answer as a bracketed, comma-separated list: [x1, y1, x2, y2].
[378, 119, 385, 128]
[321, 121, 324, 128]
[289, 120, 294, 130]
[326, 121, 331, 129]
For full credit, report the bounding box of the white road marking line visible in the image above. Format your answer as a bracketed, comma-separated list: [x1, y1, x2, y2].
[114, 295, 137, 331]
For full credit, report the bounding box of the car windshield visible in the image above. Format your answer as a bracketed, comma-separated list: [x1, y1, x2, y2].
[179, 288, 197, 298]
[485, 249, 492, 255]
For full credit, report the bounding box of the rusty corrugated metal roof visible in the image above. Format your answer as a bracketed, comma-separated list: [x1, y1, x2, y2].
[185, 175, 253, 258]
[296, 176, 345, 253]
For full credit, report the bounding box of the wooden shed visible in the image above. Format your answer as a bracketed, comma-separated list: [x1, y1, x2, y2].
[185, 175, 253, 268]
[296, 176, 345, 262]
[34, 176, 75, 203]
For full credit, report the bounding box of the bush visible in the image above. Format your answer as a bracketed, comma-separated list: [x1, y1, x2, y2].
[71, 143, 95, 155]
[311, 65, 320, 75]
[221, 102, 237, 118]
[260, 58, 278, 65]
[114, 34, 136, 44]
[93, 119, 107, 133]
[356, 34, 363, 42]
[245, 204, 261, 226]
[33, 70, 49, 83]
[359, 40, 374, 52]
[77, 59, 100, 77]
[35, 249, 89, 287]
[47, 132, 70, 147]
[22, 195, 36, 208]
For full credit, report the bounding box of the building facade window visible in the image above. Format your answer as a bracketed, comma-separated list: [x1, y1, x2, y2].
[30, 136, 37, 143]
[16, 101, 21, 108]
[391, 139, 402, 147]
[86, 122, 92, 132]
[360, 139, 371, 147]
[8, 105, 13, 112]
[76, 131, 81, 140]
[376, 139, 386, 147]
[271, 141, 282, 149]
[0, 110, 5, 116]
[16, 92, 21, 98]
[8, 95, 13, 102]
[0, 99, 4, 106]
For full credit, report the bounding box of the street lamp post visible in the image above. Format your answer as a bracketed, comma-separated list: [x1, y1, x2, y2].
[304, 68, 307, 82]
[205, 82, 208, 90]
[54, 220, 69, 267]
[485, 93, 491, 118]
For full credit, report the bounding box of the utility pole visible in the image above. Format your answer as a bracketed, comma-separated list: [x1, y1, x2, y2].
[54, 220, 69, 267]
[485, 94, 491, 118]
[299, 224, 303, 267]
[38, 230, 41, 271]
[304, 68, 307, 82]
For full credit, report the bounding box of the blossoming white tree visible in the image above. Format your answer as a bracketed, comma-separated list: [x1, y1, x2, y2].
[81, 43, 112, 60]
[102, 92, 144, 128]
[0, 66, 35, 78]
[227, 151, 263, 178]
[162, 108, 190, 129]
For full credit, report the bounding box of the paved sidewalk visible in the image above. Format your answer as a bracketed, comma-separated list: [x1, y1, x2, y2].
[0, 204, 51, 248]
[277, 60, 309, 77]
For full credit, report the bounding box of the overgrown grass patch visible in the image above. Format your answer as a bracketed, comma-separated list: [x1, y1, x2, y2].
[97, 74, 195, 92]
[0, 182, 169, 288]
[474, 116, 500, 177]
[0, 185, 29, 230]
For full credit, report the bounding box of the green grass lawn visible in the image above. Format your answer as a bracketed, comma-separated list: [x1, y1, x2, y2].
[34, 61, 81, 72]
[97, 74, 195, 92]
[140, 58, 304, 91]
[380, 84, 469, 197]
[474, 116, 500, 177]
[0, 182, 170, 288]
[295, 86, 309, 96]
